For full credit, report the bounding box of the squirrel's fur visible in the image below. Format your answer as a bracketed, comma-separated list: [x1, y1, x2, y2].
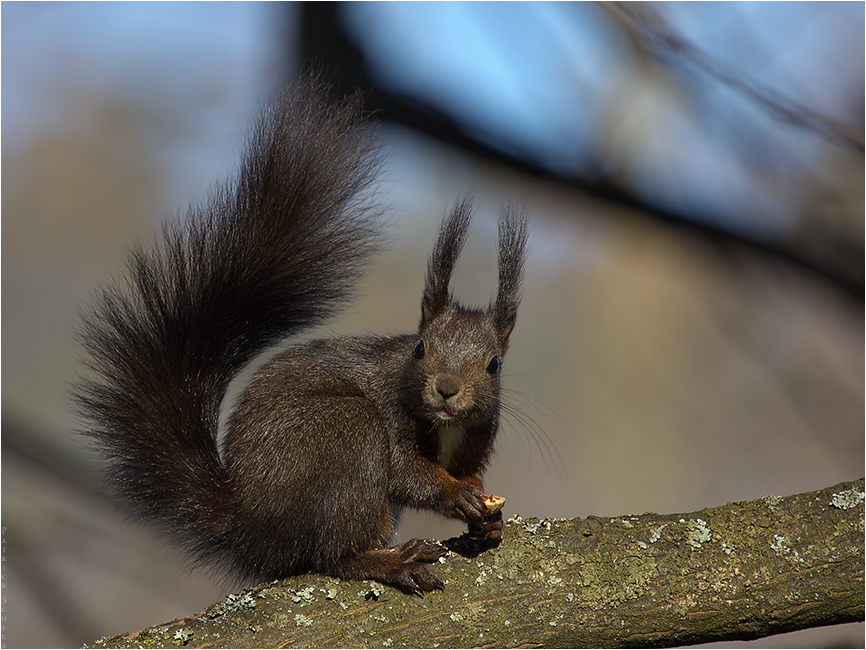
[74, 82, 527, 594]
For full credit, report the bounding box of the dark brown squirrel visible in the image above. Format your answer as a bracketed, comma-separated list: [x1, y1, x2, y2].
[73, 82, 527, 595]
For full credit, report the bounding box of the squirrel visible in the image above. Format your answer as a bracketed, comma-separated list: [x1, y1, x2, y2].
[73, 81, 528, 595]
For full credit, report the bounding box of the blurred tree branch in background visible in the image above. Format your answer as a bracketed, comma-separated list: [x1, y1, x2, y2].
[299, 2, 864, 300]
[604, 2, 865, 153]
[87, 479, 864, 648]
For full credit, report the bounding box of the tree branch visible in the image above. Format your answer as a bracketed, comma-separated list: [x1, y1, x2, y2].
[297, 3, 865, 301]
[87, 479, 864, 648]
[604, 2, 866, 153]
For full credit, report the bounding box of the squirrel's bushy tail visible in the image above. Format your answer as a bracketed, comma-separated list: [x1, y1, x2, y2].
[73, 82, 382, 571]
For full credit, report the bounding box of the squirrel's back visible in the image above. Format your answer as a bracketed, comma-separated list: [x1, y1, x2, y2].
[73, 82, 383, 571]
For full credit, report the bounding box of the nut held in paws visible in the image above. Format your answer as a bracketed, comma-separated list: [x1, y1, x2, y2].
[481, 494, 505, 515]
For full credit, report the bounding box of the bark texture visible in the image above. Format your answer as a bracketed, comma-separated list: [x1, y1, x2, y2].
[87, 479, 864, 648]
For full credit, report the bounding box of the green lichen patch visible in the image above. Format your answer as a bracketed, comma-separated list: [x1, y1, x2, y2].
[204, 591, 257, 619]
[830, 488, 865, 510]
[683, 518, 712, 549]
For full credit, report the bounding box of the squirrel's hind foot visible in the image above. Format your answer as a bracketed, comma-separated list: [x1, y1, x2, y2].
[384, 538, 448, 595]
[330, 539, 447, 595]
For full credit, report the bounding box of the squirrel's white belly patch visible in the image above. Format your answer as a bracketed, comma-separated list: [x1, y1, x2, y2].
[437, 423, 465, 469]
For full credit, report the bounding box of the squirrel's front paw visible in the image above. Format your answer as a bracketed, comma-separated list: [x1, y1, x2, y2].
[468, 510, 503, 543]
[442, 482, 488, 526]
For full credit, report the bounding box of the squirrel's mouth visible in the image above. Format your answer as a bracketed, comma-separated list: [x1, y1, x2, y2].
[436, 407, 460, 420]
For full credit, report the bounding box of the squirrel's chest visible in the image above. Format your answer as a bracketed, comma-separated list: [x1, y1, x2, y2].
[436, 423, 465, 469]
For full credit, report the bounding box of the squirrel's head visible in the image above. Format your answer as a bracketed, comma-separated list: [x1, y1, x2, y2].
[407, 199, 527, 425]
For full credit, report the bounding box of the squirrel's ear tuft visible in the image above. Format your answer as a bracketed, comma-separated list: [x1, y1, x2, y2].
[490, 202, 527, 353]
[420, 198, 474, 330]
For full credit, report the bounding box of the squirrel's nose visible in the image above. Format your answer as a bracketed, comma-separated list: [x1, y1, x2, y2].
[436, 376, 461, 400]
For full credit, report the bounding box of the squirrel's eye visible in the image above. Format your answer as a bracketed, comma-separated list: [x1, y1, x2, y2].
[414, 340, 425, 359]
[486, 356, 500, 374]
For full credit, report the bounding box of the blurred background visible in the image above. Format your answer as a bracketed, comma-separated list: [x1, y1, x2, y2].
[2, 2, 863, 647]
